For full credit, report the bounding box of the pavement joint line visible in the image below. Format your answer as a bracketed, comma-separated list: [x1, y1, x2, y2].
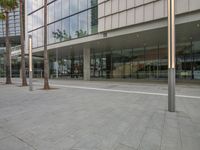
[13, 81, 200, 100]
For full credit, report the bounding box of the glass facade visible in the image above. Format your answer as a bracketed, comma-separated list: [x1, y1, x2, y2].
[90, 41, 200, 80]
[28, 0, 98, 48]
[0, 2, 21, 77]
[48, 40, 200, 81]
[0, 7, 20, 39]
[49, 50, 83, 78]
[27, 0, 200, 81]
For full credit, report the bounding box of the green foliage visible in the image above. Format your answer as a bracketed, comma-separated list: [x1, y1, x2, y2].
[0, 11, 5, 20]
[0, 0, 18, 21]
[0, 0, 18, 12]
[76, 29, 87, 38]
[52, 29, 71, 42]
[52, 29, 88, 42]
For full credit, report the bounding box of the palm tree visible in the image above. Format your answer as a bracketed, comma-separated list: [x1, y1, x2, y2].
[43, 0, 50, 89]
[0, 0, 18, 84]
[20, 0, 27, 86]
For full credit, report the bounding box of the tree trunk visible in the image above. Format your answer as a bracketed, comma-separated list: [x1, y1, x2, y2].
[20, 0, 27, 86]
[5, 12, 12, 84]
[43, 0, 50, 89]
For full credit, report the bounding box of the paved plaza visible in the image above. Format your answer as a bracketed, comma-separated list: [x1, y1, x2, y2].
[0, 79, 200, 150]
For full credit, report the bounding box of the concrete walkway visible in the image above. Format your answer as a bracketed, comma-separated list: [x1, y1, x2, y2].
[0, 79, 200, 150]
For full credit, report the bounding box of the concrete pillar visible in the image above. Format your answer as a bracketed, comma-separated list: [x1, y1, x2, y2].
[83, 48, 90, 81]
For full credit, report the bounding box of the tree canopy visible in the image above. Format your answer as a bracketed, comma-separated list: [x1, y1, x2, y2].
[0, 0, 18, 14]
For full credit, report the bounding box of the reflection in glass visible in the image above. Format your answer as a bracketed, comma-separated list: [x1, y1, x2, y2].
[32, 0, 38, 12]
[32, 12, 37, 30]
[88, 7, 98, 34]
[37, 8, 44, 28]
[38, 0, 44, 8]
[88, 0, 98, 8]
[62, 0, 69, 18]
[70, 0, 78, 15]
[79, 0, 88, 11]
[54, 21, 62, 42]
[27, 0, 32, 13]
[48, 3, 54, 23]
[48, 24, 55, 44]
[55, 0, 62, 21]
[37, 28, 44, 47]
[28, 1, 98, 46]
[70, 15, 78, 39]
[62, 18, 70, 40]
[32, 31, 37, 48]
[78, 11, 88, 37]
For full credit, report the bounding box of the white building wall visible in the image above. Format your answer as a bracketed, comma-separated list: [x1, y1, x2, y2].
[98, 0, 200, 32]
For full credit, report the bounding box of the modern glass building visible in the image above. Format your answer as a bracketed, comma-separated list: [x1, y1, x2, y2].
[26, 0, 200, 81]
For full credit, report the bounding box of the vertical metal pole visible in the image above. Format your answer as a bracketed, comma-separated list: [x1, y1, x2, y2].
[29, 35, 33, 91]
[56, 49, 58, 78]
[144, 44, 146, 78]
[168, 0, 176, 112]
[157, 44, 160, 79]
[10, 52, 12, 79]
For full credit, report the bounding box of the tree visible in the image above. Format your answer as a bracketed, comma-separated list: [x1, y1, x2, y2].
[43, 0, 50, 89]
[0, 0, 18, 84]
[52, 29, 71, 41]
[75, 29, 87, 38]
[20, 0, 27, 86]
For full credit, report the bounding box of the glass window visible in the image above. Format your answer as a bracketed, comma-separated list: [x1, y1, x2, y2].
[28, 15, 32, 31]
[78, 11, 88, 37]
[32, 31, 38, 48]
[88, 7, 98, 34]
[37, 28, 44, 47]
[193, 41, 200, 80]
[70, 0, 78, 15]
[27, 0, 32, 13]
[38, 0, 44, 8]
[62, 0, 70, 18]
[112, 49, 122, 78]
[55, 0, 62, 21]
[122, 49, 132, 79]
[32, 12, 37, 30]
[62, 18, 70, 41]
[48, 23, 55, 44]
[37, 8, 44, 28]
[48, 3, 55, 23]
[79, 0, 88, 11]
[32, 0, 38, 11]
[54, 21, 62, 42]
[30, 0, 44, 11]
[70, 15, 78, 39]
[48, 0, 54, 3]
[88, 0, 98, 8]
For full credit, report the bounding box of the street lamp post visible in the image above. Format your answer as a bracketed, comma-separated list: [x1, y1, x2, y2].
[168, 0, 176, 112]
[28, 35, 33, 91]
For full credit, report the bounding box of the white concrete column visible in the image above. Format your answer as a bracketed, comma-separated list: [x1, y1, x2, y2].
[83, 48, 91, 81]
